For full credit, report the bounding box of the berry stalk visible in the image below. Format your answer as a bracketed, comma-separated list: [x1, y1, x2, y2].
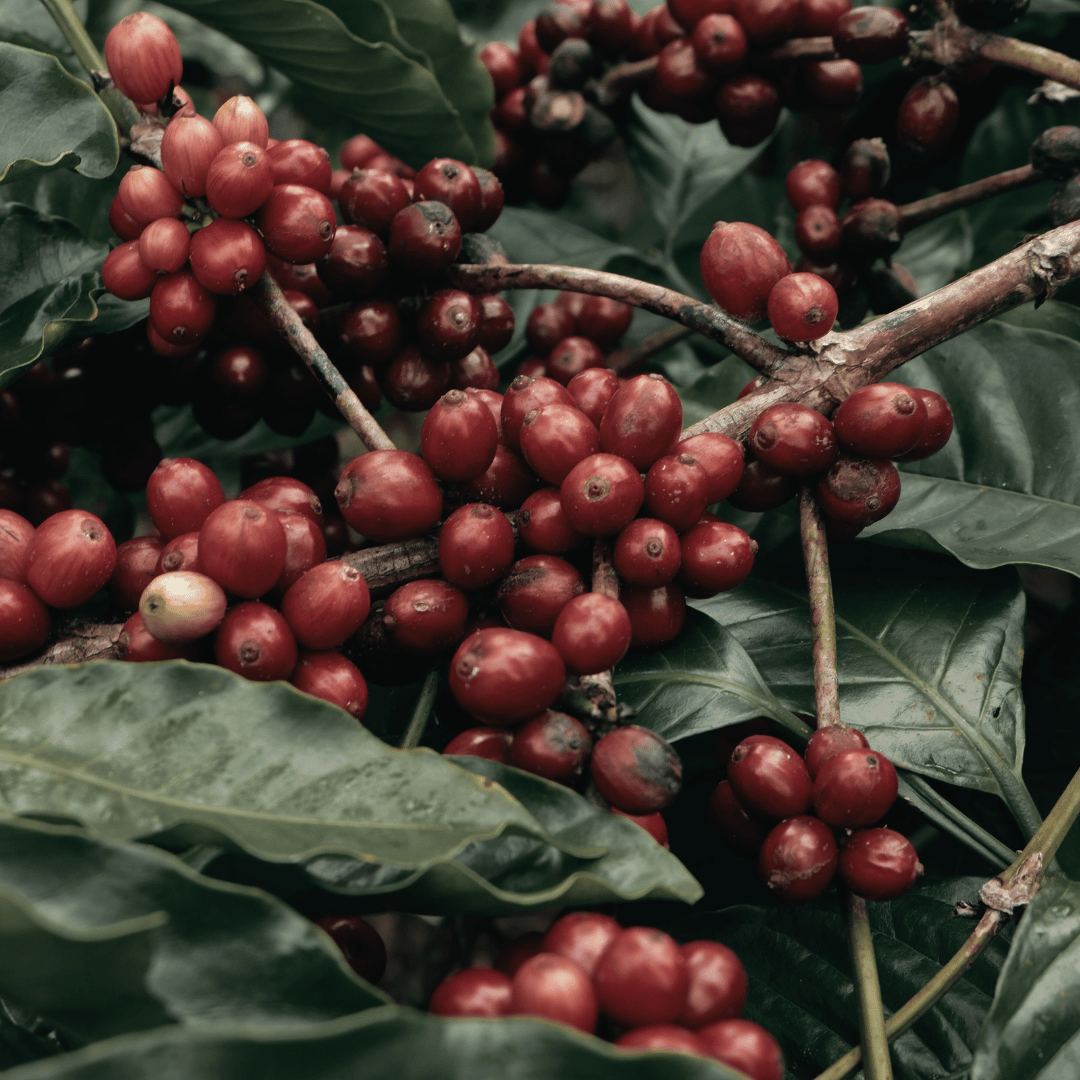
[899, 165, 1042, 230]
[842, 889, 894, 1080]
[400, 666, 440, 749]
[798, 485, 841, 729]
[976, 32, 1080, 93]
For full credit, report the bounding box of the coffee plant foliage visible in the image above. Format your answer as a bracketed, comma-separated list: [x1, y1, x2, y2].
[2, 0, 1080, 1075]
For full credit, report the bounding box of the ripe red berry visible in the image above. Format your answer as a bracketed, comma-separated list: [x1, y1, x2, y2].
[708, 778, 769, 854]
[617, 1025, 707, 1054]
[716, 74, 782, 146]
[242, 477, 323, 528]
[786, 159, 842, 211]
[290, 651, 368, 719]
[256, 184, 336, 264]
[794, 205, 843, 262]
[622, 582, 686, 647]
[598, 373, 682, 472]
[24, 510, 116, 609]
[439, 503, 516, 590]
[801, 58, 863, 108]
[510, 709, 593, 783]
[518, 488, 587, 554]
[137, 216, 191, 274]
[315, 226, 388, 297]
[678, 520, 756, 598]
[510, 953, 597, 1033]
[728, 734, 813, 820]
[420, 390, 499, 482]
[339, 170, 412, 238]
[459, 444, 539, 509]
[416, 290, 483, 362]
[149, 270, 217, 345]
[119, 165, 183, 224]
[189, 219, 266, 296]
[594, 927, 689, 1026]
[656, 37, 719, 101]
[449, 345, 498, 392]
[104, 13, 183, 105]
[139, 570, 227, 643]
[108, 194, 144, 241]
[430, 968, 512, 1017]
[449, 627, 566, 725]
[315, 915, 385, 982]
[898, 388, 953, 460]
[383, 579, 469, 655]
[0, 580, 50, 661]
[387, 201, 462, 274]
[267, 139, 332, 193]
[0, 510, 34, 584]
[109, 536, 167, 611]
[497, 554, 584, 637]
[576, 295, 632, 347]
[799, 0, 851, 33]
[339, 299, 403, 365]
[213, 95, 269, 147]
[675, 432, 744, 504]
[198, 499, 287, 598]
[591, 725, 682, 813]
[542, 912, 621, 977]
[101, 241, 158, 301]
[679, 940, 748, 1028]
[815, 456, 901, 527]
[841, 198, 903, 260]
[215, 601, 298, 681]
[732, 0, 800, 43]
[697, 1019, 785, 1080]
[804, 723, 871, 779]
[832, 6, 909, 62]
[551, 592, 632, 674]
[614, 517, 681, 586]
[897, 78, 960, 156]
[480, 41, 523, 97]
[501, 374, 574, 452]
[204, 141, 276, 219]
[749, 402, 838, 477]
[520, 402, 601, 485]
[475, 293, 515, 353]
[546, 336, 604, 386]
[157, 532, 200, 575]
[692, 14, 749, 73]
[526, 303, 576, 353]
[833, 382, 928, 457]
[443, 726, 514, 762]
[700, 221, 791, 323]
[759, 815, 838, 902]
[160, 114, 223, 197]
[564, 367, 617, 428]
[267, 509, 325, 595]
[116, 611, 196, 663]
[415, 159, 483, 232]
[813, 748, 898, 827]
[838, 827, 923, 901]
[643, 454, 710, 532]
[335, 450, 442, 542]
[767, 273, 839, 342]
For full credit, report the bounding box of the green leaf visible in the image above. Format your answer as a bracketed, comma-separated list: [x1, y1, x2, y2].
[861, 321, 1080, 579]
[971, 876, 1080, 1080]
[665, 877, 1012, 1080]
[893, 209, 973, 296]
[157, 0, 481, 165]
[0, 661, 605, 869]
[614, 609, 811, 744]
[0, 816, 385, 1044]
[0, 996, 67, 1071]
[0, 1008, 748, 1080]
[697, 547, 1039, 834]
[0, 44, 118, 185]
[995, 299, 1080, 344]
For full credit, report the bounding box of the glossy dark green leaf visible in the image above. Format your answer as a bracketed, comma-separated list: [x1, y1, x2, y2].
[664, 877, 1012, 1080]
[971, 876, 1080, 1080]
[861, 321, 1080, 579]
[157, 0, 480, 165]
[0, 996, 67, 1071]
[0, 44, 118, 185]
[995, 299, 1080, 344]
[0, 1007, 747, 1080]
[697, 548, 1039, 834]
[0, 816, 385, 1044]
[893, 209, 973, 296]
[0, 661, 605, 868]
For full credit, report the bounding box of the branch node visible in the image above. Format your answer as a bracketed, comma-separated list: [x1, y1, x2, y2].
[980, 851, 1044, 915]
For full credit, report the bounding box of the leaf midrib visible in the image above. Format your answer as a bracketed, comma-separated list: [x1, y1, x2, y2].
[896, 471, 1080, 516]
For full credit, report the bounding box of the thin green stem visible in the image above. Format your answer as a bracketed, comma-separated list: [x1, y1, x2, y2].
[400, 668, 439, 750]
[843, 890, 894, 1080]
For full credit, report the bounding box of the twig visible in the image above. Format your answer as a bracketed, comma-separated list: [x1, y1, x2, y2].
[593, 56, 659, 107]
[606, 324, 694, 373]
[762, 35, 837, 63]
[798, 485, 841, 728]
[842, 890, 894, 1080]
[899, 165, 1042, 229]
[0, 620, 122, 682]
[448, 263, 788, 375]
[400, 667, 439, 749]
[254, 272, 395, 452]
[977, 32, 1080, 92]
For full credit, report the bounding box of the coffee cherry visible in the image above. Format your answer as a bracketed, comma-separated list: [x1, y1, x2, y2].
[336, 450, 442, 543]
[748, 403, 837, 477]
[787, 160, 843, 212]
[701, 222, 791, 323]
[897, 78, 960, 156]
[315, 226, 388, 297]
[444, 726, 514, 762]
[599, 373, 682, 472]
[242, 477, 323, 527]
[430, 968, 512, 1017]
[727, 458, 798, 511]
[802, 58, 862, 108]
[316, 915, 385, 982]
[413, 291, 481, 363]
[838, 827, 922, 902]
[697, 1019, 785, 1080]
[560, 453, 645, 537]
[339, 299, 403, 365]
[813, 747, 898, 827]
[716, 74, 782, 146]
[656, 37, 719, 101]
[510, 953, 597, 1033]
[673, 434, 742, 505]
[268, 511, 326, 595]
[840, 137, 891, 199]
[551, 592, 632, 674]
[150, 270, 217, 344]
[816, 456, 901, 527]
[0, 510, 34, 584]
[759, 815, 838, 902]
[526, 303, 576, 353]
[692, 14, 748, 73]
[622, 582, 686, 647]
[414, 159, 483, 232]
[614, 517, 681, 586]
[480, 41, 523, 96]
[833, 6, 908, 62]
[215, 601, 297, 681]
[898, 388, 953, 460]
[449, 346, 498, 392]
[290, 651, 368, 719]
[267, 139, 332, 193]
[476, 294, 515, 353]
[189, 219, 266, 296]
[0, 580, 50, 661]
[510, 709, 592, 783]
[732, 0, 800, 43]
[591, 725, 682, 813]
[678, 520, 756, 598]
[137, 221, 192, 282]
[439, 503, 516, 590]
[278, 560, 370, 651]
[460, 445, 539, 509]
[119, 166, 184, 227]
[108, 194, 144, 241]
[108, 536, 167, 611]
[545, 337, 603, 386]
[339, 170, 412, 236]
[617, 1025, 708, 1054]
[419, 390, 498, 483]
[104, 13, 183, 105]
[383, 579, 469, 655]
[767, 272, 839, 342]
[805, 723, 870, 778]
[102, 241, 158, 302]
[196, 500, 285, 598]
[594, 926, 689, 1026]
[501, 374, 574, 451]
[520, 402, 601, 485]
[728, 735, 813, 820]
[794, 205, 843, 262]
[560, 369, 614, 430]
[833, 382, 928, 457]
[157, 532, 201, 575]
[842, 198, 903, 260]
[23, 510, 115, 609]
[1030, 125, 1080, 181]
[160, 115, 223, 198]
[543, 912, 621, 977]
[387, 201, 462, 274]
[679, 940, 748, 1028]
[642, 454, 710, 532]
[116, 611, 196, 663]
[497, 554, 584, 636]
[256, 184, 336, 264]
[573, 296, 630, 348]
[518, 488, 587, 554]
[139, 570, 226, 643]
[708, 778, 769, 853]
[213, 94, 269, 147]
[449, 627, 566, 725]
[589, 0, 636, 51]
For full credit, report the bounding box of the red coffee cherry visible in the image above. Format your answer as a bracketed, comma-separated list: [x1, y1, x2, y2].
[108, 194, 144, 241]
[749, 403, 838, 477]
[526, 303, 576, 353]
[898, 388, 953, 460]
[642, 454, 710, 532]
[679, 520, 756, 598]
[316, 914, 385, 982]
[449, 345, 499, 392]
[105, 12, 183, 104]
[697, 1019, 785, 1080]
[692, 14, 749, 73]
[213, 94, 269, 147]
[728, 735, 813, 820]
[290, 651, 368, 720]
[160, 114, 223, 198]
[841, 198, 903, 260]
[768, 272, 839, 342]
[786, 159, 842, 211]
[551, 592, 632, 674]
[813, 748, 898, 827]
[805, 723, 870, 779]
[384, 579, 469, 655]
[281, 561, 370, 650]
[459, 444, 539, 509]
[109, 536, 167, 611]
[267, 139, 332, 193]
[138, 570, 226, 643]
[414, 159, 483, 232]
[198, 500, 286, 598]
[315, 226, 388, 297]
[387, 201, 462, 275]
[150, 270, 217, 345]
[439, 503, 516, 590]
[656, 37, 719, 101]
[840, 137, 891, 199]
[157, 532, 201, 575]
[497, 554, 584, 637]
[138, 216, 191, 274]
[833, 6, 909, 62]
[799, 0, 851, 33]
[617, 1025, 707, 1054]
[546, 336, 604, 386]
[794, 205, 843, 262]
[614, 517, 681, 586]
[816, 456, 901, 527]
[833, 382, 928, 458]
[622, 582, 686, 647]
[339, 299, 403, 365]
[679, 940, 749, 1028]
[118, 165, 183, 224]
[838, 827, 923, 902]
[575, 295, 632, 347]
[242, 477, 323, 528]
[591, 725, 682, 813]
[732, 0, 800, 43]
[449, 627, 566, 725]
[256, 184, 336, 264]
[336, 450, 442, 543]
[204, 142, 275, 219]
[510, 710, 593, 783]
[0, 580, 50, 661]
[543, 912, 621, 977]
[416, 291, 483, 364]
[701, 222, 791, 323]
[501, 374, 574, 451]
[590, 0, 636, 52]
[613, 807, 670, 845]
[759, 815, 838, 903]
[594, 927, 689, 1026]
[430, 968, 512, 1017]
[421, 390, 499, 482]
[518, 488, 587, 554]
[675, 433, 745, 504]
[116, 611, 196, 663]
[715, 74, 782, 147]
[476, 294, 515, 353]
[510, 953, 597, 1033]
[729, 456, 800, 510]
[560, 453, 645, 537]
[444, 726, 514, 762]
[599, 373, 682, 472]
[215, 601, 298, 681]
[189, 219, 266, 296]
[24, 510, 116, 609]
[708, 779, 769, 854]
[101, 241, 157, 302]
[520, 402, 601, 485]
[897, 78, 960, 156]
[339, 170, 412, 237]
[801, 58, 862, 108]
[0, 510, 34, 584]
[480, 41, 523, 97]
[566, 367, 619, 428]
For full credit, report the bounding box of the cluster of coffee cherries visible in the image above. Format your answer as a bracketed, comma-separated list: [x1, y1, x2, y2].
[429, 910, 784, 1080]
[710, 721, 923, 904]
